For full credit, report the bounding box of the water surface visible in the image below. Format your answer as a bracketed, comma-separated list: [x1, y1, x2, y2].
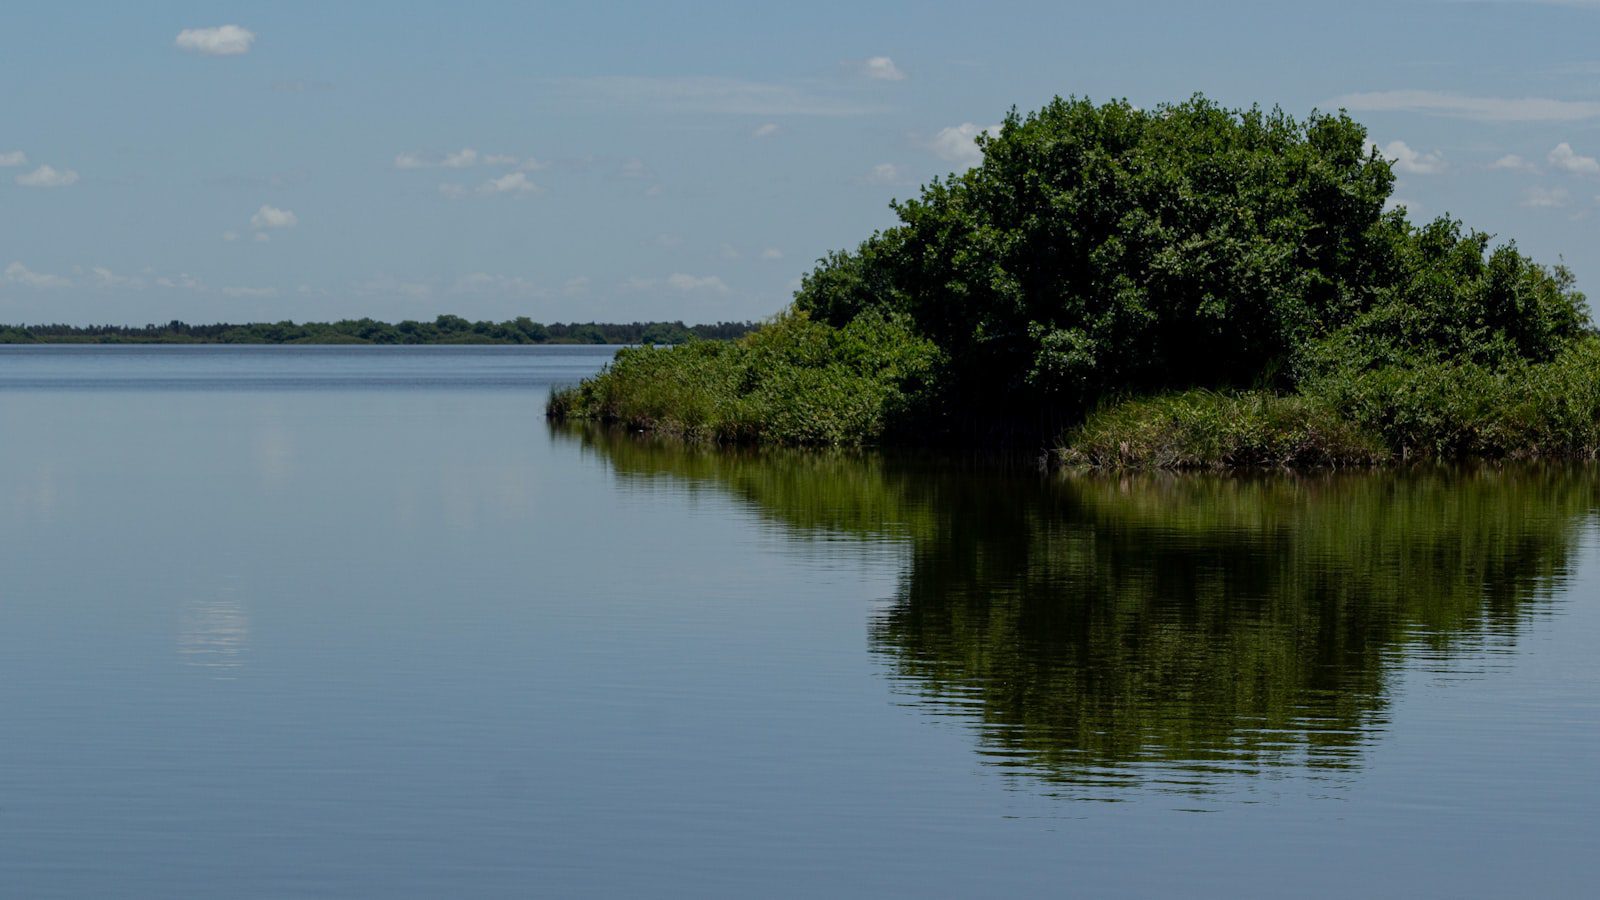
[2, 346, 1597, 897]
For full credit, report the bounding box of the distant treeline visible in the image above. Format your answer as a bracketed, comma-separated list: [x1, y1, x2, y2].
[0, 316, 758, 345]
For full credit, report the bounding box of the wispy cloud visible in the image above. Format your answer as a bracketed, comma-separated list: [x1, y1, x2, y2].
[478, 172, 540, 194]
[452, 272, 546, 295]
[1522, 185, 1572, 207]
[0, 150, 26, 167]
[396, 148, 527, 170]
[551, 76, 885, 116]
[864, 162, 909, 184]
[858, 56, 907, 81]
[666, 273, 730, 293]
[1330, 89, 1600, 122]
[752, 123, 781, 139]
[4, 261, 72, 288]
[15, 164, 78, 187]
[175, 25, 255, 57]
[623, 273, 731, 294]
[440, 172, 543, 197]
[1491, 154, 1539, 173]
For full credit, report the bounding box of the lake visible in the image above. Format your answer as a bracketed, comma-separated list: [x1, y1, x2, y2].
[1, 345, 1597, 898]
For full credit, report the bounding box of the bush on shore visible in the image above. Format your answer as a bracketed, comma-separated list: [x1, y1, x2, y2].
[547, 309, 942, 446]
[1059, 337, 1600, 468]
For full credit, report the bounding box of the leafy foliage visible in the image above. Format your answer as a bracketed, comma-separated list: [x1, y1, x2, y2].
[794, 94, 1588, 430]
[547, 310, 942, 446]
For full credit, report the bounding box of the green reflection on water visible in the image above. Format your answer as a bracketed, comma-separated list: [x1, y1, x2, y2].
[568, 427, 1597, 796]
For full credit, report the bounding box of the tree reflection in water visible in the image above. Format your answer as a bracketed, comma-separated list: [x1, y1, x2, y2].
[568, 427, 1596, 800]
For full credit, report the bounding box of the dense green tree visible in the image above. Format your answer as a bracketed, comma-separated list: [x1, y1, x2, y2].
[793, 94, 1588, 432]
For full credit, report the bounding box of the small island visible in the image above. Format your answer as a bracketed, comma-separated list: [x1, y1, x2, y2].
[549, 94, 1599, 468]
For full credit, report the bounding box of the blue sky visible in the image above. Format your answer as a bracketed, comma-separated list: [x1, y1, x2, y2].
[5, 0, 1600, 325]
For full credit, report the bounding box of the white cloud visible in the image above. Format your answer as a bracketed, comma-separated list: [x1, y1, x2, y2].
[396, 148, 519, 169]
[563, 276, 591, 295]
[0, 150, 26, 167]
[222, 231, 240, 242]
[1548, 142, 1600, 174]
[222, 286, 278, 298]
[666, 273, 730, 293]
[480, 172, 540, 194]
[442, 148, 479, 168]
[174, 25, 255, 57]
[156, 273, 204, 290]
[930, 123, 999, 166]
[719, 243, 741, 260]
[86, 266, 144, 289]
[619, 158, 651, 179]
[1491, 154, 1539, 173]
[752, 123, 781, 139]
[4, 262, 71, 288]
[1522, 185, 1572, 208]
[250, 205, 298, 228]
[759, 247, 784, 260]
[15, 164, 78, 188]
[1377, 140, 1446, 175]
[254, 232, 272, 243]
[865, 162, 907, 184]
[861, 56, 907, 81]
[1330, 90, 1600, 123]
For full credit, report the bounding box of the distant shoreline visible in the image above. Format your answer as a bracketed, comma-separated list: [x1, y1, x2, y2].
[0, 317, 757, 346]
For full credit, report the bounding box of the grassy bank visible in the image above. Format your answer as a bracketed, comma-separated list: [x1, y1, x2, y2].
[1058, 338, 1600, 469]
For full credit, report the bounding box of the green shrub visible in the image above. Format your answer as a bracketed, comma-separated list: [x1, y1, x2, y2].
[547, 310, 943, 446]
[793, 94, 1586, 433]
[1307, 337, 1600, 460]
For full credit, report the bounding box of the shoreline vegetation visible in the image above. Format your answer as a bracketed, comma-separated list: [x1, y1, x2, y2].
[0, 317, 756, 346]
[549, 94, 1600, 468]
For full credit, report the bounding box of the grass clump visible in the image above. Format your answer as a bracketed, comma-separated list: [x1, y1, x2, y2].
[1059, 390, 1389, 469]
[546, 309, 942, 446]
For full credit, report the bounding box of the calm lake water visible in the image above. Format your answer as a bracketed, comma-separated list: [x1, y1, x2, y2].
[2, 345, 1597, 898]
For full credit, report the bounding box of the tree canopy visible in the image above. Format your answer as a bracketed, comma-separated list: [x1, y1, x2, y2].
[794, 94, 1588, 426]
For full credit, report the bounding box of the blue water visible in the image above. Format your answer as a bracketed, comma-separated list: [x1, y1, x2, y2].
[1, 346, 1596, 898]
